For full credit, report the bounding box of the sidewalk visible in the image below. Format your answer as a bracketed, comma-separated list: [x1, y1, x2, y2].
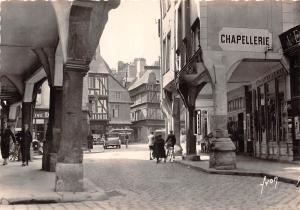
[175, 154, 300, 185]
[0, 156, 107, 205]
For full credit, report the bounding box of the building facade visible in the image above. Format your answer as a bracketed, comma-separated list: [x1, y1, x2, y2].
[129, 65, 164, 142]
[86, 56, 110, 136]
[108, 69, 132, 131]
[160, 0, 300, 163]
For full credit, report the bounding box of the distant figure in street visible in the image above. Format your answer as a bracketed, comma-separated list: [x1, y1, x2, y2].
[21, 124, 32, 166]
[201, 136, 208, 153]
[165, 130, 176, 161]
[147, 131, 155, 160]
[87, 133, 93, 152]
[153, 134, 166, 163]
[1, 122, 15, 165]
[125, 134, 129, 149]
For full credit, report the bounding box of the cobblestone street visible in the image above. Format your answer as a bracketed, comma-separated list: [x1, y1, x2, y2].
[1, 144, 300, 210]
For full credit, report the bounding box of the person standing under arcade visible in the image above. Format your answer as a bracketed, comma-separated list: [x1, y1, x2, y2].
[21, 124, 32, 166]
[1, 122, 15, 165]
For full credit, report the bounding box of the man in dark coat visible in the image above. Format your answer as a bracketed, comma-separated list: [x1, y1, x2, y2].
[1, 122, 15, 165]
[165, 130, 176, 161]
[153, 134, 166, 164]
[21, 124, 32, 166]
[165, 130, 176, 148]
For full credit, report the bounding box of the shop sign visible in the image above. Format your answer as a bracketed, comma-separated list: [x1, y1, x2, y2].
[279, 24, 300, 55]
[35, 119, 45, 124]
[219, 27, 272, 52]
[34, 111, 49, 119]
[256, 68, 286, 87]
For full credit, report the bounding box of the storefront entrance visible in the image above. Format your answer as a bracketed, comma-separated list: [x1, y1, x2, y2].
[228, 59, 293, 161]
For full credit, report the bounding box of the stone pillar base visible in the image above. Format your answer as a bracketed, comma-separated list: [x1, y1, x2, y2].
[209, 135, 237, 170]
[209, 151, 236, 170]
[49, 153, 57, 172]
[183, 154, 200, 161]
[55, 163, 83, 192]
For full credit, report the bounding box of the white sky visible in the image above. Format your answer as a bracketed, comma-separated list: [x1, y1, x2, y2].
[100, 0, 161, 69]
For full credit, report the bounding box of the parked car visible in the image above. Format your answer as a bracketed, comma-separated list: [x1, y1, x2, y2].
[103, 133, 121, 149]
[108, 129, 133, 144]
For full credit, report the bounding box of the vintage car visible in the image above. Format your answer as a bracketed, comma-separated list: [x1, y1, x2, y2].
[103, 133, 121, 149]
[109, 128, 133, 144]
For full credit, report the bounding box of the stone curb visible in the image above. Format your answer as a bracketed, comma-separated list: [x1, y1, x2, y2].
[0, 178, 109, 205]
[174, 160, 299, 186]
[0, 191, 109, 205]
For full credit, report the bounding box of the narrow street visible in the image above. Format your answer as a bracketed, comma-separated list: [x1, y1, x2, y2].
[3, 144, 300, 210]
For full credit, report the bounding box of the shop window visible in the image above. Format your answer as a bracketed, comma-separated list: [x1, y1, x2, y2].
[162, 39, 167, 74]
[258, 86, 266, 142]
[88, 75, 108, 96]
[191, 18, 200, 54]
[112, 105, 119, 118]
[115, 91, 121, 99]
[181, 39, 188, 67]
[266, 81, 276, 142]
[166, 33, 171, 72]
[278, 76, 287, 141]
[176, 5, 182, 54]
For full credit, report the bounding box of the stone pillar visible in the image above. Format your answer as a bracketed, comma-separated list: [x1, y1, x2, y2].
[55, 62, 88, 192]
[50, 87, 63, 172]
[22, 102, 34, 131]
[186, 87, 200, 160]
[42, 86, 63, 172]
[172, 98, 182, 155]
[42, 86, 54, 171]
[209, 69, 236, 169]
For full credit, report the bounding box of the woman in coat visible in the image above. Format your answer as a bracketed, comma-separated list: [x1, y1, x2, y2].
[1, 122, 15, 165]
[153, 134, 166, 163]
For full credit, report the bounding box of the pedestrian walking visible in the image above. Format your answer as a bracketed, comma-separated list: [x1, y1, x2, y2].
[147, 131, 155, 160]
[20, 124, 32, 166]
[125, 134, 129, 149]
[165, 130, 176, 148]
[165, 130, 176, 161]
[153, 134, 166, 163]
[201, 136, 208, 153]
[87, 133, 93, 152]
[1, 122, 15, 165]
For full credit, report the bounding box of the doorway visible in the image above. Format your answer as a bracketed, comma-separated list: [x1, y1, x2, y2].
[237, 113, 244, 153]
